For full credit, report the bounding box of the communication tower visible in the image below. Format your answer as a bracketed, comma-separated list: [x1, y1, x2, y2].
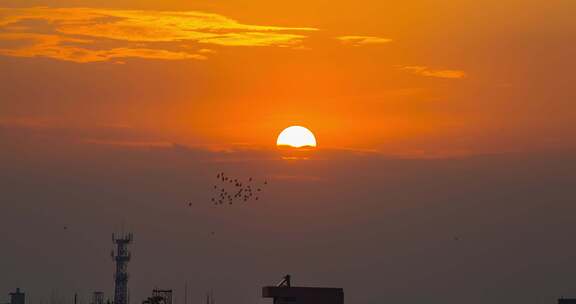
[111, 232, 133, 304]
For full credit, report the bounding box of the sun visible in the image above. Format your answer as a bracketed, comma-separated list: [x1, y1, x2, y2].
[276, 126, 317, 148]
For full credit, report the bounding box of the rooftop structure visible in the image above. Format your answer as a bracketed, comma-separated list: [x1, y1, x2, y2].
[142, 289, 172, 304]
[9, 288, 25, 304]
[262, 275, 344, 304]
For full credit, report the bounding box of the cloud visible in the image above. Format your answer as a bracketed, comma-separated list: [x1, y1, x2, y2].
[271, 175, 322, 181]
[0, 32, 207, 62]
[81, 139, 175, 148]
[400, 65, 467, 79]
[336, 35, 392, 46]
[0, 7, 318, 63]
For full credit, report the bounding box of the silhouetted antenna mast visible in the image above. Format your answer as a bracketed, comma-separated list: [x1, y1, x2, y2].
[112, 232, 133, 304]
[184, 282, 187, 304]
[277, 275, 291, 287]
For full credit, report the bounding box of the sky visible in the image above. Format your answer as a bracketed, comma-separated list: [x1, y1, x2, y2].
[1, 0, 576, 304]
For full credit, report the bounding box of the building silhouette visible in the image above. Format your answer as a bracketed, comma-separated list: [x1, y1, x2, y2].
[141, 289, 172, 304]
[91, 292, 104, 304]
[262, 275, 344, 304]
[9, 288, 25, 304]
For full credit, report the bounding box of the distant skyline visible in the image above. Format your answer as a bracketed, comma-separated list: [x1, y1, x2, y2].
[1, 1, 576, 304]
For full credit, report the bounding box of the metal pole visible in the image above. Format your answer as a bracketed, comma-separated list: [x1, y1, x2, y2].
[184, 282, 187, 304]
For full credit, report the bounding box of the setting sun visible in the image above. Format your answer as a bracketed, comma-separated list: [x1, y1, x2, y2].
[276, 126, 317, 148]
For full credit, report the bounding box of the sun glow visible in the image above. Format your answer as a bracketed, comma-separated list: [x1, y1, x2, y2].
[276, 126, 317, 148]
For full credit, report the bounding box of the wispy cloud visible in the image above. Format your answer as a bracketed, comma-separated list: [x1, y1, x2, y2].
[336, 35, 392, 46]
[271, 175, 322, 182]
[81, 139, 174, 148]
[0, 32, 207, 62]
[0, 7, 318, 63]
[400, 66, 467, 79]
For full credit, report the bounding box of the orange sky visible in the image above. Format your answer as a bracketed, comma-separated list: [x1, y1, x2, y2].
[3, 2, 576, 303]
[0, 0, 575, 156]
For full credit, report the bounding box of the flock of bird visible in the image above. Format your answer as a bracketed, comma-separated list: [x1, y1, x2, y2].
[210, 172, 268, 206]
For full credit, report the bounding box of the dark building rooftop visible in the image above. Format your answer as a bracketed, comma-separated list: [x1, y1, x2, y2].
[262, 275, 344, 304]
